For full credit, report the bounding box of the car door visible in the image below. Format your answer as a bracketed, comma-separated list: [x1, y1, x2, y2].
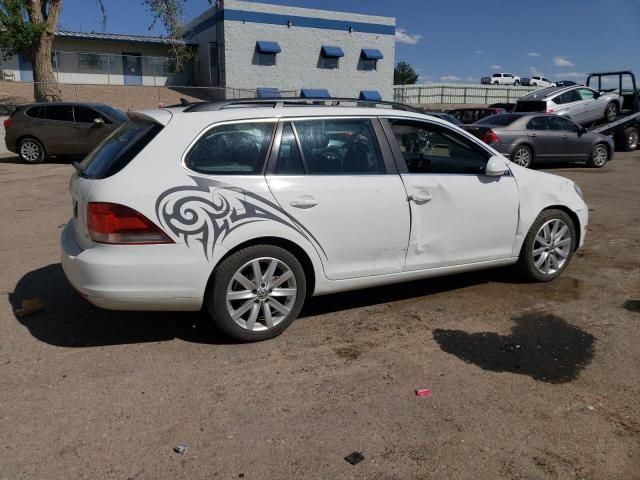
[383, 118, 519, 270]
[72, 105, 118, 156]
[547, 116, 592, 159]
[37, 105, 75, 155]
[525, 116, 569, 160]
[576, 88, 601, 123]
[266, 118, 410, 280]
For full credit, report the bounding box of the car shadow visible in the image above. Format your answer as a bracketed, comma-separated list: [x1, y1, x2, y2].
[12, 263, 520, 348]
[0, 155, 73, 165]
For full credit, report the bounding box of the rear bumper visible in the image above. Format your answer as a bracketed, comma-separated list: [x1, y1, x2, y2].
[60, 221, 207, 311]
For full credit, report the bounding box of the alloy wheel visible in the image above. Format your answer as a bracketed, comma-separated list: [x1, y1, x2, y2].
[592, 145, 608, 167]
[513, 147, 531, 167]
[20, 141, 41, 162]
[532, 219, 572, 275]
[226, 257, 297, 332]
[628, 130, 639, 150]
[605, 104, 617, 122]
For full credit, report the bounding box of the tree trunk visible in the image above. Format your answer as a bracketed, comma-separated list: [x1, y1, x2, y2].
[30, 33, 61, 101]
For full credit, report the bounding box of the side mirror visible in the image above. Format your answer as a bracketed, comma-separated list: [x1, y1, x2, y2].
[579, 126, 588, 135]
[485, 155, 508, 176]
[93, 117, 105, 127]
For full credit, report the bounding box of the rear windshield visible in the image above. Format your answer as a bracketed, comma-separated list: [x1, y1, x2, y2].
[475, 114, 522, 126]
[513, 101, 547, 113]
[77, 120, 162, 179]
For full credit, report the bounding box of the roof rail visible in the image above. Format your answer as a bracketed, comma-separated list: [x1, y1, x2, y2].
[183, 97, 420, 113]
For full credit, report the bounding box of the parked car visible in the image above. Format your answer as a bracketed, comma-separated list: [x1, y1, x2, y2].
[446, 107, 506, 124]
[489, 102, 516, 113]
[462, 113, 614, 168]
[4, 102, 128, 164]
[424, 111, 463, 126]
[556, 80, 578, 87]
[520, 77, 532, 87]
[61, 98, 588, 342]
[513, 86, 624, 125]
[530, 76, 556, 88]
[481, 73, 521, 86]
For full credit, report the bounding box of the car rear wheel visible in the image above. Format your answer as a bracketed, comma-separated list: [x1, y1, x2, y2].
[604, 102, 618, 123]
[18, 137, 45, 164]
[207, 245, 307, 342]
[514, 80, 520, 86]
[616, 126, 639, 151]
[512, 145, 533, 168]
[517, 209, 576, 282]
[587, 143, 609, 168]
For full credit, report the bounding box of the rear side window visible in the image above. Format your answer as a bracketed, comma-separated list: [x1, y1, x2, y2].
[74, 106, 111, 124]
[43, 105, 74, 122]
[78, 120, 162, 179]
[514, 101, 547, 112]
[185, 122, 275, 175]
[527, 117, 550, 130]
[553, 90, 581, 105]
[276, 123, 305, 174]
[25, 106, 42, 118]
[292, 118, 385, 175]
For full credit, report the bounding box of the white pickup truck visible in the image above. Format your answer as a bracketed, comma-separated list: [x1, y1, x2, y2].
[481, 73, 521, 86]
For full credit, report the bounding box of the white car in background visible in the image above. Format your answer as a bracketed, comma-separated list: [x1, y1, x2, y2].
[490, 73, 521, 85]
[61, 99, 588, 342]
[530, 76, 556, 88]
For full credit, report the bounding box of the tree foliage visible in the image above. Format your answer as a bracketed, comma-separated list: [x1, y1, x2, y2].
[394, 61, 419, 85]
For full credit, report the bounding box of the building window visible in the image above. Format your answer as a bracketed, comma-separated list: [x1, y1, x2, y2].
[318, 46, 344, 70]
[78, 53, 111, 72]
[254, 41, 281, 67]
[358, 49, 383, 72]
[150, 57, 178, 75]
[320, 56, 339, 69]
[360, 59, 377, 71]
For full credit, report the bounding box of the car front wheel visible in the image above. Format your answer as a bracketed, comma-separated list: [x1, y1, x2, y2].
[207, 245, 307, 342]
[604, 102, 618, 123]
[517, 209, 576, 282]
[587, 143, 609, 168]
[512, 145, 533, 168]
[18, 137, 45, 164]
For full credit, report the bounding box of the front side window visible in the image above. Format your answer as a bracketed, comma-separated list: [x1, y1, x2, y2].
[577, 88, 596, 101]
[389, 119, 490, 175]
[43, 105, 73, 122]
[291, 119, 385, 175]
[548, 116, 579, 133]
[185, 122, 275, 175]
[74, 106, 111, 124]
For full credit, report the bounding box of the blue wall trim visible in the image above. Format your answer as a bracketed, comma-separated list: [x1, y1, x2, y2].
[223, 9, 394, 35]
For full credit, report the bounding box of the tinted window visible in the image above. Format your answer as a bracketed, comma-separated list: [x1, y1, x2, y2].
[276, 123, 304, 174]
[475, 114, 522, 126]
[389, 120, 489, 175]
[548, 116, 579, 132]
[74, 106, 110, 124]
[553, 90, 581, 104]
[319, 56, 339, 70]
[359, 59, 377, 71]
[527, 116, 550, 130]
[96, 105, 128, 123]
[256, 52, 276, 66]
[185, 122, 275, 175]
[577, 88, 596, 101]
[78, 120, 162, 179]
[25, 106, 42, 118]
[293, 119, 384, 175]
[492, 74, 500, 78]
[43, 105, 73, 122]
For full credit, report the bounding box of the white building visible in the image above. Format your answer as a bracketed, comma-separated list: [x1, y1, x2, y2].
[185, 0, 396, 99]
[0, 0, 396, 99]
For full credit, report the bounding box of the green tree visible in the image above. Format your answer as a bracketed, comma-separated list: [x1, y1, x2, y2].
[0, 0, 203, 102]
[394, 61, 419, 85]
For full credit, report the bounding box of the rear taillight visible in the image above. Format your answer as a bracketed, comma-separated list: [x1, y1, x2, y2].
[87, 202, 173, 244]
[483, 129, 499, 144]
[545, 109, 555, 113]
[3, 118, 12, 128]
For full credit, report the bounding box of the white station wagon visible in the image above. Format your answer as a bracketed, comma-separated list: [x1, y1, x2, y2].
[62, 99, 588, 342]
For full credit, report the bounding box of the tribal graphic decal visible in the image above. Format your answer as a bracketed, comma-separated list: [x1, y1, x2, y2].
[155, 176, 326, 260]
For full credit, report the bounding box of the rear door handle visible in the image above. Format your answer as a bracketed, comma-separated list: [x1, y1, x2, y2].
[529, 133, 537, 137]
[290, 196, 318, 209]
[409, 192, 432, 205]
[562, 134, 568, 139]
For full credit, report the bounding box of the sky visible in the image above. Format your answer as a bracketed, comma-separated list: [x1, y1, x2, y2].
[58, 0, 640, 84]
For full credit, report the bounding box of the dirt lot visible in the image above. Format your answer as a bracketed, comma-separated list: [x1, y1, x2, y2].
[1, 152, 639, 479]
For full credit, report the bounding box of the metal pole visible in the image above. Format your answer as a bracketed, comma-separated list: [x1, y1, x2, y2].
[463, 87, 467, 104]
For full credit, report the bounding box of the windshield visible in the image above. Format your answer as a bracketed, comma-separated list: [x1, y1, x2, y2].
[475, 114, 522, 126]
[78, 120, 162, 179]
[96, 105, 129, 123]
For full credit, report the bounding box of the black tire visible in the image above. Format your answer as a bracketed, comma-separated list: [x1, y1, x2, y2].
[604, 102, 618, 123]
[206, 245, 307, 342]
[531, 82, 538, 87]
[511, 144, 534, 168]
[514, 80, 520, 86]
[517, 209, 577, 282]
[587, 143, 609, 168]
[493, 81, 499, 85]
[615, 126, 639, 152]
[18, 137, 46, 164]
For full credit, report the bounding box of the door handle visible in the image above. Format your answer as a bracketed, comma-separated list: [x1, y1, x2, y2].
[409, 192, 432, 205]
[562, 134, 568, 139]
[529, 133, 537, 137]
[290, 196, 318, 209]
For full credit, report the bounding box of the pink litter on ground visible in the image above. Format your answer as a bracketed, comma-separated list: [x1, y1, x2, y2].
[415, 389, 431, 397]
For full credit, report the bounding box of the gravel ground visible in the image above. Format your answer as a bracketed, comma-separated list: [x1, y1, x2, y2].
[0, 152, 639, 479]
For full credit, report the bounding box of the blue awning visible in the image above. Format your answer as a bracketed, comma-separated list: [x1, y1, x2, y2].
[359, 90, 382, 101]
[300, 88, 331, 98]
[321, 45, 344, 58]
[361, 48, 383, 60]
[256, 41, 282, 54]
[257, 87, 281, 98]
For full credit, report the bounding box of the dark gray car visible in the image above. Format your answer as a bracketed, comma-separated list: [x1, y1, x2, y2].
[462, 113, 615, 168]
[4, 102, 128, 163]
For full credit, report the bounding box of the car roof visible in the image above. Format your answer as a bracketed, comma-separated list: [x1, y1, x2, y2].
[519, 85, 584, 100]
[23, 101, 115, 108]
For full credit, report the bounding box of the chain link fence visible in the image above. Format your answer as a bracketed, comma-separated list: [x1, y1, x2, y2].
[394, 82, 539, 105]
